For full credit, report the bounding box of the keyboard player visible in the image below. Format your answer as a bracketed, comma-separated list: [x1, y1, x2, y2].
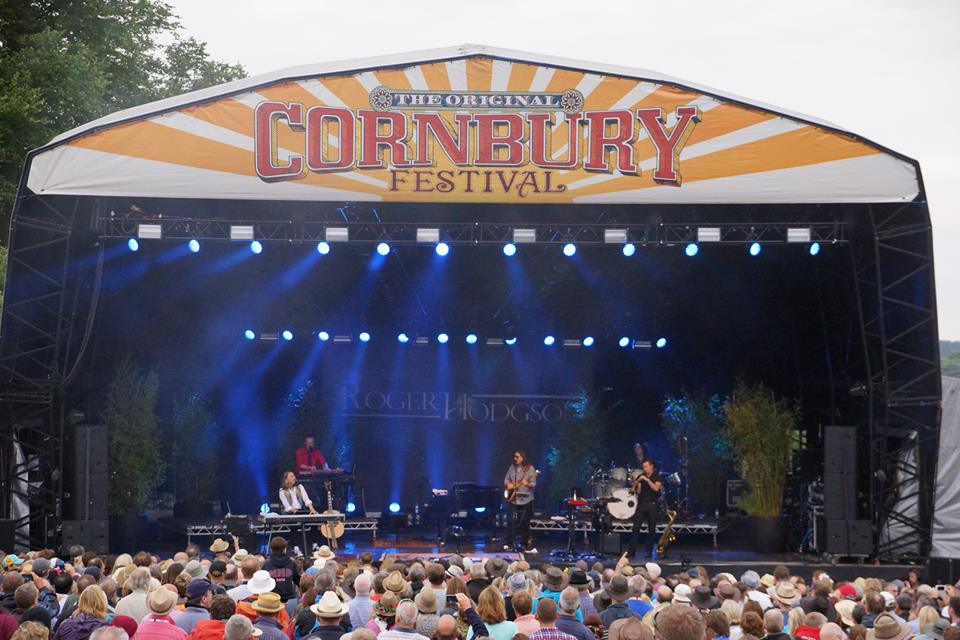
[279, 470, 319, 514]
[296, 436, 329, 473]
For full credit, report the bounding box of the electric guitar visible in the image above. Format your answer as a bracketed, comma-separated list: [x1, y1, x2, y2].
[504, 469, 539, 503]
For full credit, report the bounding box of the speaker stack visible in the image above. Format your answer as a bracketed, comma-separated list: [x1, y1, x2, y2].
[822, 426, 871, 556]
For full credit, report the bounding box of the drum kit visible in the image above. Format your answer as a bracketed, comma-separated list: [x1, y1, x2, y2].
[589, 464, 685, 521]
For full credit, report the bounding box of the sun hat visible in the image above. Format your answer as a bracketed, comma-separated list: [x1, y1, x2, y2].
[375, 591, 399, 617]
[673, 584, 693, 604]
[645, 563, 662, 579]
[835, 599, 858, 627]
[691, 585, 719, 610]
[606, 576, 632, 599]
[246, 570, 276, 594]
[384, 571, 406, 594]
[210, 538, 230, 553]
[311, 591, 350, 618]
[760, 574, 777, 589]
[148, 587, 177, 615]
[252, 592, 284, 614]
[314, 545, 336, 561]
[774, 582, 801, 605]
[867, 613, 911, 640]
[184, 559, 208, 579]
[415, 587, 439, 614]
[544, 567, 568, 591]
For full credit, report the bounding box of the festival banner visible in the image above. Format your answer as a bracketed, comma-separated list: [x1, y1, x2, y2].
[26, 50, 919, 204]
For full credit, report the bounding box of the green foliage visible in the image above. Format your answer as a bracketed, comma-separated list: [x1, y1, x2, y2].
[660, 392, 733, 512]
[0, 1, 246, 227]
[105, 356, 164, 515]
[0, 243, 7, 309]
[941, 341, 960, 358]
[169, 389, 223, 505]
[724, 380, 800, 518]
[943, 349, 960, 378]
[547, 388, 611, 500]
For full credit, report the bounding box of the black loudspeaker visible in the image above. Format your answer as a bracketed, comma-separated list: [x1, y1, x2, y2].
[0, 519, 15, 551]
[62, 520, 109, 555]
[825, 519, 848, 554]
[824, 426, 857, 474]
[71, 425, 109, 520]
[825, 519, 872, 556]
[823, 472, 857, 519]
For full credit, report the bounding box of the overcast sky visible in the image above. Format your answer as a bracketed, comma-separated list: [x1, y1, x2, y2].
[167, 0, 960, 339]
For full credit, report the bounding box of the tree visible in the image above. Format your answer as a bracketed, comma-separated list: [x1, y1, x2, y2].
[169, 389, 224, 507]
[943, 349, 960, 378]
[0, 1, 246, 232]
[105, 356, 164, 515]
[546, 388, 611, 500]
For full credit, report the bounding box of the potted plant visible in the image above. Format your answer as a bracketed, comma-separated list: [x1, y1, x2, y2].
[171, 390, 221, 518]
[105, 357, 164, 550]
[724, 380, 800, 552]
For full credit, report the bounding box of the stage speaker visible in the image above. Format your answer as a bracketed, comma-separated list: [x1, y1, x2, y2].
[824, 426, 857, 474]
[824, 519, 848, 554]
[825, 519, 872, 556]
[823, 472, 857, 519]
[0, 519, 15, 551]
[62, 520, 109, 555]
[69, 424, 109, 521]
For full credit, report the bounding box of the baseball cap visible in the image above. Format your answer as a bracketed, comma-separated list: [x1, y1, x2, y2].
[187, 578, 213, 600]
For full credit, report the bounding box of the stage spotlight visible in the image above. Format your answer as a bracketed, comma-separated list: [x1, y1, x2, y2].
[260, 502, 271, 514]
[376, 242, 390, 256]
[474, 507, 487, 514]
[503, 243, 517, 256]
[317, 241, 331, 255]
[397, 332, 409, 343]
[250, 240, 263, 254]
[359, 331, 371, 343]
[281, 330, 293, 341]
[505, 337, 517, 346]
[244, 329, 256, 340]
[622, 243, 636, 257]
[619, 337, 631, 348]
[437, 333, 449, 344]
[388, 502, 401, 513]
[685, 242, 699, 257]
[656, 337, 668, 348]
[563, 243, 576, 257]
[231, 225, 255, 241]
[187, 239, 200, 253]
[465, 333, 478, 344]
[127, 238, 139, 252]
[749, 242, 761, 256]
[544, 335, 556, 346]
[583, 336, 595, 347]
[809, 242, 821, 256]
[435, 242, 449, 256]
[346, 502, 357, 513]
[317, 331, 330, 341]
[137, 223, 162, 239]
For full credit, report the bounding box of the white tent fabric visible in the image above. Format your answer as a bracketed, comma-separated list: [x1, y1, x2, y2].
[931, 376, 960, 558]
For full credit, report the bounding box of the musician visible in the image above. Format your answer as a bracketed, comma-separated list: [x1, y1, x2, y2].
[278, 471, 319, 514]
[503, 450, 537, 552]
[296, 436, 329, 473]
[633, 442, 647, 466]
[627, 459, 663, 559]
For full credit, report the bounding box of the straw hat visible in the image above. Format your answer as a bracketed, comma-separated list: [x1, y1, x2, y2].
[375, 592, 399, 617]
[251, 592, 284, 614]
[415, 587, 439, 614]
[314, 545, 336, 561]
[866, 613, 911, 640]
[384, 571, 406, 594]
[774, 582, 801, 606]
[311, 591, 350, 618]
[148, 587, 177, 615]
[834, 599, 857, 628]
[210, 538, 230, 553]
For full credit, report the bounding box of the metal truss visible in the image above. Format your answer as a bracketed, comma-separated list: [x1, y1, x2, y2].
[185, 518, 379, 545]
[852, 202, 941, 560]
[0, 194, 100, 548]
[96, 212, 846, 247]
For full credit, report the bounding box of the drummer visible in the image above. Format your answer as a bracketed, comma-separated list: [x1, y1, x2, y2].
[633, 442, 647, 466]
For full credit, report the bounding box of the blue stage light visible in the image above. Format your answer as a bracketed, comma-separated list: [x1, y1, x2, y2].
[376, 242, 390, 256]
[583, 336, 595, 347]
[317, 331, 330, 341]
[188, 239, 200, 253]
[435, 242, 449, 256]
[622, 243, 636, 257]
[563, 243, 576, 257]
[656, 337, 668, 348]
[388, 502, 400, 513]
[619, 337, 631, 348]
[250, 240, 263, 254]
[127, 238, 139, 252]
[474, 507, 486, 514]
[437, 333, 449, 344]
[281, 330, 293, 341]
[466, 333, 478, 345]
[397, 332, 409, 343]
[503, 243, 517, 256]
[685, 242, 699, 257]
[749, 242, 761, 256]
[359, 331, 371, 343]
[809, 242, 821, 256]
[260, 502, 271, 514]
[317, 241, 331, 255]
[244, 329, 256, 341]
[505, 337, 517, 346]
[346, 502, 356, 513]
[544, 335, 555, 346]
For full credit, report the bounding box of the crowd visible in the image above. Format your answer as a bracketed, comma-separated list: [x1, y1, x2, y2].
[1, 537, 959, 640]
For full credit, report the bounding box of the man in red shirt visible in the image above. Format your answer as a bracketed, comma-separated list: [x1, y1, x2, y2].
[295, 436, 329, 473]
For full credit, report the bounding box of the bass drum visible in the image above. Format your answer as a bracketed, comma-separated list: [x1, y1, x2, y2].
[607, 487, 637, 520]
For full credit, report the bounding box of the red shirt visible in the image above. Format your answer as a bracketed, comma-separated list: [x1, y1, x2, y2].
[296, 447, 326, 471]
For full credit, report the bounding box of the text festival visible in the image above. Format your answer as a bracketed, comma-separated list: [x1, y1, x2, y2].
[253, 87, 701, 196]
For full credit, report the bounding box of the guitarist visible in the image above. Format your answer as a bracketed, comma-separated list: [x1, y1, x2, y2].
[626, 459, 663, 559]
[503, 450, 537, 552]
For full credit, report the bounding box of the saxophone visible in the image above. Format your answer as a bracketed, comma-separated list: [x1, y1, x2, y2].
[656, 506, 678, 555]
